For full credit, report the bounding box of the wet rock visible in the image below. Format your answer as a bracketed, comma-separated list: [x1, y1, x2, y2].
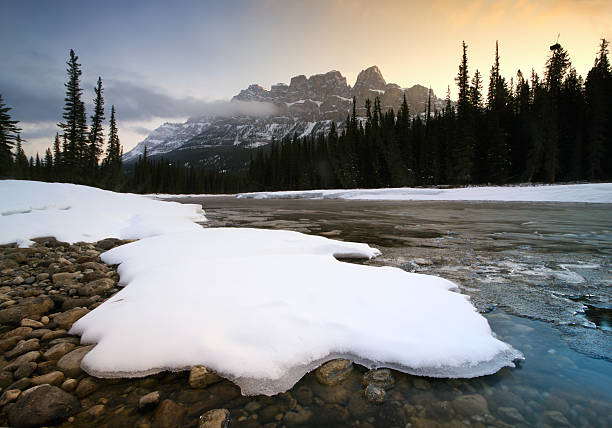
[44, 341, 75, 360]
[61, 378, 78, 392]
[5, 338, 40, 359]
[0, 336, 20, 353]
[283, 405, 312, 425]
[189, 365, 222, 388]
[31, 370, 65, 386]
[14, 361, 37, 379]
[348, 391, 378, 419]
[78, 278, 114, 297]
[452, 394, 489, 418]
[364, 383, 387, 404]
[153, 399, 185, 428]
[53, 307, 89, 328]
[311, 403, 349, 425]
[497, 406, 527, 424]
[87, 403, 105, 418]
[244, 401, 262, 412]
[293, 386, 313, 406]
[75, 377, 98, 398]
[41, 329, 67, 341]
[541, 410, 571, 427]
[199, 408, 230, 428]
[426, 400, 453, 419]
[413, 377, 431, 391]
[8, 384, 80, 428]
[7, 377, 31, 391]
[0, 296, 54, 324]
[26, 328, 52, 339]
[315, 359, 353, 386]
[0, 371, 14, 388]
[139, 390, 161, 410]
[0, 388, 21, 406]
[362, 368, 395, 389]
[3, 326, 33, 339]
[378, 400, 407, 427]
[57, 345, 94, 377]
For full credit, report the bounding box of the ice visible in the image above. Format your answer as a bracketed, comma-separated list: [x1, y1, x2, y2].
[0, 180, 206, 246]
[237, 183, 612, 203]
[71, 228, 522, 395]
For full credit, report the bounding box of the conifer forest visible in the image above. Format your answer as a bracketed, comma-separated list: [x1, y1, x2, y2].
[1, 40, 611, 194]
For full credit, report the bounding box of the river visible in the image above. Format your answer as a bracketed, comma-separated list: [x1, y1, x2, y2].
[162, 196, 612, 427]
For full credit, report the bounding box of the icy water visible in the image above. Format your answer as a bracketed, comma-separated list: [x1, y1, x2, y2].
[162, 196, 611, 426]
[68, 197, 609, 428]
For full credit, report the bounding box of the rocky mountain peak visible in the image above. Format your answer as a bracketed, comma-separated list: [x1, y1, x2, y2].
[353, 65, 387, 93]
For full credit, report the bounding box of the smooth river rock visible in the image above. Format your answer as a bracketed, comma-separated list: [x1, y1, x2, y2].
[8, 384, 80, 428]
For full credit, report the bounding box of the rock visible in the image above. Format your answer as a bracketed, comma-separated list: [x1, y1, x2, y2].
[244, 401, 261, 412]
[52, 272, 78, 284]
[0, 388, 21, 406]
[153, 399, 185, 428]
[75, 377, 98, 398]
[36, 273, 50, 281]
[362, 368, 395, 389]
[452, 394, 489, 418]
[497, 406, 527, 424]
[293, 386, 313, 406]
[189, 365, 222, 388]
[0, 371, 14, 388]
[20, 318, 44, 328]
[0, 336, 20, 353]
[541, 410, 571, 427]
[31, 370, 65, 386]
[61, 297, 94, 311]
[315, 359, 353, 386]
[378, 401, 408, 427]
[0, 296, 54, 325]
[364, 383, 387, 404]
[5, 338, 40, 359]
[4, 350, 41, 371]
[87, 403, 105, 418]
[53, 307, 89, 328]
[26, 328, 52, 339]
[61, 378, 78, 392]
[44, 341, 75, 360]
[78, 278, 114, 297]
[413, 377, 431, 390]
[311, 403, 350, 425]
[139, 391, 161, 410]
[8, 384, 80, 428]
[198, 408, 230, 428]
[7, 377, 31, 391]
[283, 405, 312, 425]
[57, 345, 94, 377]
[3, 326, 33, 339]
[14, 361, 37, 379]
[41, 329, 68, 341]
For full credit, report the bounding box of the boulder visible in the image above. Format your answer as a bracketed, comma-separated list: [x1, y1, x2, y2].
[8, 384, 80, 428]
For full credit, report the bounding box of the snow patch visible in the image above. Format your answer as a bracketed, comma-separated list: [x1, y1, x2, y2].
[0, 180, 206, 246]
[71, 228, 521, 395]
[237, 184, 612, 203]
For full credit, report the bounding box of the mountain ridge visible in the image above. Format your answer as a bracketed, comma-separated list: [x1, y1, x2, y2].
[124, 66, 448, 168]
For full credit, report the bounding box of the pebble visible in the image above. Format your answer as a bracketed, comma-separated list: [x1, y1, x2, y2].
[364, 384, 387, 404]
[315, 359, 354, 386]
[189, 365, 223, 388]
[139, 391, 161, 410]
[198, 408, 230, 428]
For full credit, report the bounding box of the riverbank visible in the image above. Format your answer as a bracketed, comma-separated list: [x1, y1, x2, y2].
[1, 237, 610, 428]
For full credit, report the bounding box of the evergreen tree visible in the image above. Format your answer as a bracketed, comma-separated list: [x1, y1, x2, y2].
[103, 105, 123, 188]
[0, 94, 21, 176]
[87, 77, 105, 170]
[13, 135, 29, 179]
[58, 49, 88, 180]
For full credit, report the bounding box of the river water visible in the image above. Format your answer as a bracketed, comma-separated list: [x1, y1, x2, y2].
[165, 196, 612, 427]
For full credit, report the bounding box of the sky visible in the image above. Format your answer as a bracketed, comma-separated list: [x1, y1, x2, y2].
[1, 0, 610, 157]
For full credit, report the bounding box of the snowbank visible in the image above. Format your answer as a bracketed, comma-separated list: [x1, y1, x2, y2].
[0, 180, 206, 247]
[237, 183, 612, 203]
[71, 228, 522, 395]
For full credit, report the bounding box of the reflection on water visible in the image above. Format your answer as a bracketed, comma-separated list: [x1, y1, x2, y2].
[154, 196, 612, 426]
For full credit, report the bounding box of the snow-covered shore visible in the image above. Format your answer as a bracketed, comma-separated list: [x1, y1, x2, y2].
[237, 183, 612, 203]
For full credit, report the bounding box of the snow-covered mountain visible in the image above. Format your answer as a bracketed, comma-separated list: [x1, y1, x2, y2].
[124, 66, 448, 168]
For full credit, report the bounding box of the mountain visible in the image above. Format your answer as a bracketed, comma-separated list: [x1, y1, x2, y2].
[123, 66, 448, 168]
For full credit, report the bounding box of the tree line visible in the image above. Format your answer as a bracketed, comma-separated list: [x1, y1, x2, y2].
[0, 50, 123, 189]
[248, 39, 611, 191]
[2, 39, 611, 194]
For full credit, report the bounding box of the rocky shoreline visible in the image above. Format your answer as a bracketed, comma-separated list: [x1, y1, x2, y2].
[1, 238, 609, 428]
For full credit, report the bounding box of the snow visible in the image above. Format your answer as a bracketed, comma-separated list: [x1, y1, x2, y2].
[0, 180, 206, 247]
[71, 228, 521, 395]
[300, 122, 317, 138]
[238, 183, 612, 203]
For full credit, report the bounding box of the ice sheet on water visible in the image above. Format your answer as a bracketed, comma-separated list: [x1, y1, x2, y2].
[0, 180, 206, 246]
[71, 228, 522, 395]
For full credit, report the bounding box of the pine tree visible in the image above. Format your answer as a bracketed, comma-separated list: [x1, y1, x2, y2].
[103, 105, 123, 188]
[0, 94, 21, 176]
[52, 133, 62, 169]
[585, 39, 611, 180]
[87, 77, 105, 170]
[58, 49, 88, 179]
[13, 135, 29, 179]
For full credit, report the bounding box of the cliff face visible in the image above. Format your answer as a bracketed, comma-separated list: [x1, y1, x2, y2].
[124, 66, 448, 168]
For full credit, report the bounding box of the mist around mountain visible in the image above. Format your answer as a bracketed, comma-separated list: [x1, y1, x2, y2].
[123, 66, 447, 168]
